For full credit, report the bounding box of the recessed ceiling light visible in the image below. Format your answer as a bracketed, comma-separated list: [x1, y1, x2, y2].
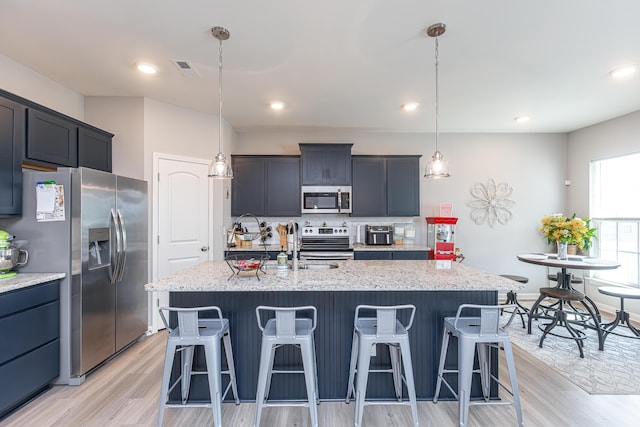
[270, 101, 285, 110]
[136, 62, 158, 74]
[609, 65, 636, 78]
[402, 102, 419, 111]
[514, 115, 530, 123]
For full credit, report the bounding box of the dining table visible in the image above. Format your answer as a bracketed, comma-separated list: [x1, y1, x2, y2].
[517, 253, 620, 357]
[517, 253, 620, 289]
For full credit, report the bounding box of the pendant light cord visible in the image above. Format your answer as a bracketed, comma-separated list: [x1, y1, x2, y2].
[218, 37, 224, 154]
[434, 36, 439, 153]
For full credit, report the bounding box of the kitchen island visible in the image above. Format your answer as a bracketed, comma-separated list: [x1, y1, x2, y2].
[145, 260, 522, 402]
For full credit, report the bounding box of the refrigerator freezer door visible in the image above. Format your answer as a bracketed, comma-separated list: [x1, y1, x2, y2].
[73, 168, 117, 376]
[114, 176, 148, 351]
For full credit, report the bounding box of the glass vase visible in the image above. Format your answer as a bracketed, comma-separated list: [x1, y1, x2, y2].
[557, 241, 568, 260]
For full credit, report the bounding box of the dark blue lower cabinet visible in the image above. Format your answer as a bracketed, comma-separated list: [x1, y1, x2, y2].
[354, 250, 427, 260]
[392, 250, 428, 260]
[354, 251, 393, 260]
[0, 281, 60, 419]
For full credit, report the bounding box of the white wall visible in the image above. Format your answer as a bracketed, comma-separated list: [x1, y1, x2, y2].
[85, 96, 145, 180]
[0, 53, 84, 120]
[567, 110, 640, 316]
[236, 131, 568, 294]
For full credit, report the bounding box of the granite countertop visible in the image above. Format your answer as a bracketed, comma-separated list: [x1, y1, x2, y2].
[0, 273, 66, 294]
[145, 260, 523, 293]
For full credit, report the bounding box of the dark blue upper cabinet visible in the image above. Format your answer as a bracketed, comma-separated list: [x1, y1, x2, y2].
[351, 155, 421, 217]
[266, 157, 301, 216]
[300, 143, 352, 185]
[1, 90, 113, 174]
[387, 157, 420, 216]
[351, 157, 386, 216]
[78, 126, 112, 172]
[26, 108, 78, 168]
[231, 155, 301, 217]
[0, 97, 24, 217]
[231, 156, 266, 216]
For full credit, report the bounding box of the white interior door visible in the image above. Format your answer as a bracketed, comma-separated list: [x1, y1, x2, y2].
[150, 154, 211, 332]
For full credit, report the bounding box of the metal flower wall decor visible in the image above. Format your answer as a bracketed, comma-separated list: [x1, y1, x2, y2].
[467, 178, 515, 227]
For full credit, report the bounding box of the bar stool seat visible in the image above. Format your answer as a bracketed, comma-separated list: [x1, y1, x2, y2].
[346, 304, 419, 427]
[499, 275, 529, 328]
[157, 306, 239, 427]
[434, 304, 523, 427]
[527, 287, 603, 358]
[598, 286, 640, 342]
[254, 305, 319, 427]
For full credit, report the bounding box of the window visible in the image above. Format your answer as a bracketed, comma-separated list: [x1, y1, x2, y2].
[590, 152, 640, 287]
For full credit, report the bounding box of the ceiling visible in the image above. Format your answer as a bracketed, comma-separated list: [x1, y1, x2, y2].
[1, 0, 639, 134]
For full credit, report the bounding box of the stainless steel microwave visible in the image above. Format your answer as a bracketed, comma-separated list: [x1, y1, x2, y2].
[301, 186, 352, 214]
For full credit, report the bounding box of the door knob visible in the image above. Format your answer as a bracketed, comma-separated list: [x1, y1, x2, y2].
[201, 246, 209, 252]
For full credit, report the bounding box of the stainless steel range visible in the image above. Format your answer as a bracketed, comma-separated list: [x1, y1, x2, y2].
[299, 223, 353, 260]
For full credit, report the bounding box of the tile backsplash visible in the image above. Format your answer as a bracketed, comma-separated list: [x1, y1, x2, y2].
[228, 215, 426, 247]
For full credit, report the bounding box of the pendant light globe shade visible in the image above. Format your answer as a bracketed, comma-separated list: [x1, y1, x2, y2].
[424, 150, 450, 178]
[208, 26, 233, 179]
[209, 152, 233, 178]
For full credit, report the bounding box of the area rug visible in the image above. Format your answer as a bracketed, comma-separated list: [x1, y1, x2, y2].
[507, 315, 640, 394]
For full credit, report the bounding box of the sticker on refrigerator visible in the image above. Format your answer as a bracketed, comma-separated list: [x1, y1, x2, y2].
[36, 182, 66, 222]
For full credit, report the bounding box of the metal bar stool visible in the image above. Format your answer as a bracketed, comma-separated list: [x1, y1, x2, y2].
[598, 286, 640, 343]
[540, 270, 603, 326]
[527, 287, 603, 358]
[499, 275, 529, 328]
[254, 305, 319, 427]
[434, 304, 523, 427]
[157, 306, 239, 427]
[345, 304, 419, 427]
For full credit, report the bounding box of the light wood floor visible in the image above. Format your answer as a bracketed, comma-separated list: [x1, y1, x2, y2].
[3, 330, 640, 427]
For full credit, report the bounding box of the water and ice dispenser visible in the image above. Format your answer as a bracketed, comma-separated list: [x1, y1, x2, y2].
[88, 227, 111, 270]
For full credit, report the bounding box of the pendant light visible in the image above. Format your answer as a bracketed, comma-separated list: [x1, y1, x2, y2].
[208, 26, 233, 179]
[424, 23, 450, 179]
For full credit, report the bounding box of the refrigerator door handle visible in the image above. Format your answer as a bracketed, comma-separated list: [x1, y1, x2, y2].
[110, 208, 122, 284]
[116, 209, 127, 282]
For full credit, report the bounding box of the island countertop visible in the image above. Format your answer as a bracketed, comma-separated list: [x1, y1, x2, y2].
[144, 260, 523, 293]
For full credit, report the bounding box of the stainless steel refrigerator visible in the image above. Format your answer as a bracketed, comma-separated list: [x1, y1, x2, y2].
[1, 167, 148, 385]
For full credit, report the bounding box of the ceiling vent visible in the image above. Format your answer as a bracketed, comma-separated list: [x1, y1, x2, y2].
[172, 59, 200, 77]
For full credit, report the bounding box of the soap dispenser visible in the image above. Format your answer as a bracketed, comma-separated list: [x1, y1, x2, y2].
[277, 248, 288, 269]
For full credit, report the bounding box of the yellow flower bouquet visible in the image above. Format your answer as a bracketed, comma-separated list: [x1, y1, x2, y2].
[539, 213, 597, 250]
